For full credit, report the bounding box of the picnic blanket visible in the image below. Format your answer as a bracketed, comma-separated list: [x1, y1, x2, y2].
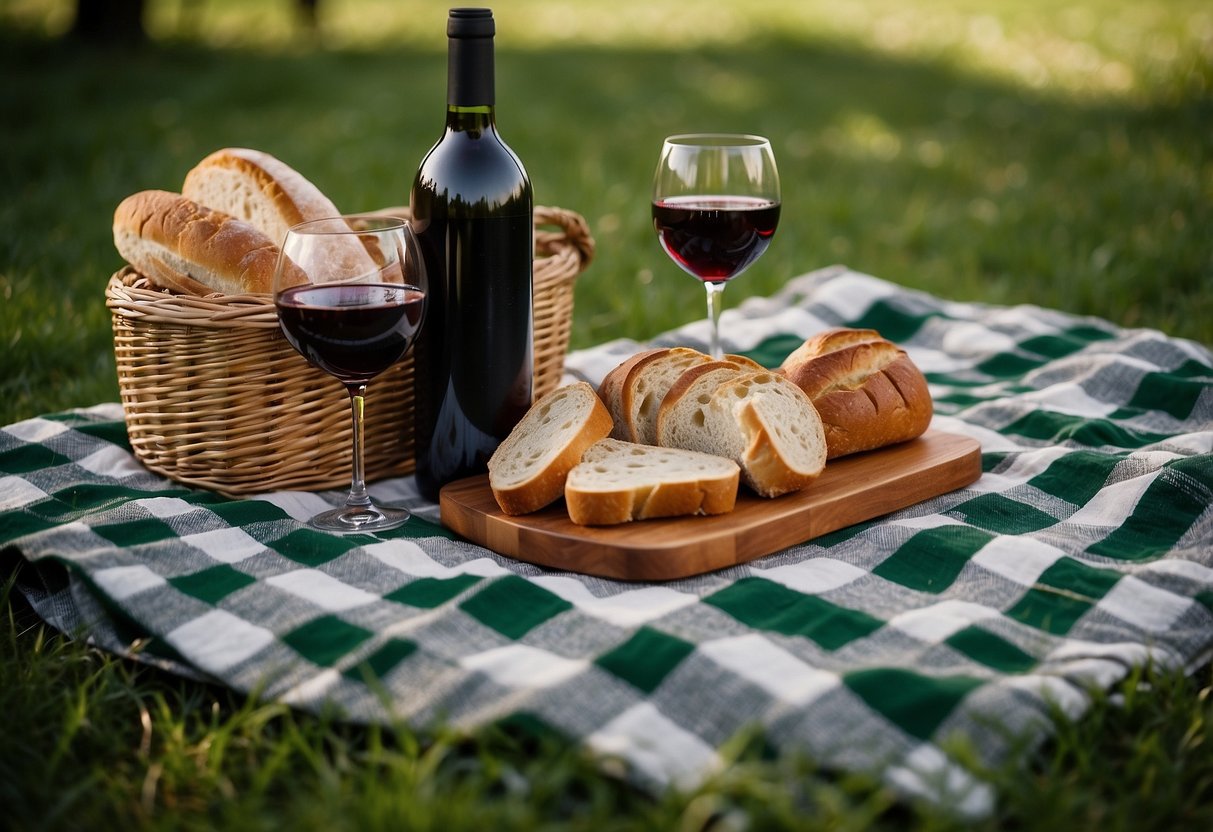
[3, 266, 1211, 816]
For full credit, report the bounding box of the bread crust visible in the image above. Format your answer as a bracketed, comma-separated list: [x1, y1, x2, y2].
[564, 439, 739, 525]
[810, 354, 933, 458]
[488, 383, 613, 515]
[780, 329, 933, 458]
[112, 190, 290, 295]
[781, 328, 884, 367]
[722, 353, 765, 371]
[566, 473, 739, 525]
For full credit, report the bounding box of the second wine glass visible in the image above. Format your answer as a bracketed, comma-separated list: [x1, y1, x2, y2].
[273, 215, 427, 533]
[652, 134, 781, 359]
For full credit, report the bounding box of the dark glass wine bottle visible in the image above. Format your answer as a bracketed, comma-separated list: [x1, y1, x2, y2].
[410, 7, 534, 501]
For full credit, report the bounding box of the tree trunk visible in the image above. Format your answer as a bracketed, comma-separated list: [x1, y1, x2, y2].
[70, 0, 147, 44]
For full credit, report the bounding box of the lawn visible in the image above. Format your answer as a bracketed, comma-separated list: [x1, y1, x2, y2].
[1, 0, 1211, 828]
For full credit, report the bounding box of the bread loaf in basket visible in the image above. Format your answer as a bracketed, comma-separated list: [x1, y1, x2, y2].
[107, 205, 594, 497]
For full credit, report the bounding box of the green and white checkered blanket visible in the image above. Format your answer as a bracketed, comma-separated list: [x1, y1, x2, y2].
[3, 267, 1211, 815]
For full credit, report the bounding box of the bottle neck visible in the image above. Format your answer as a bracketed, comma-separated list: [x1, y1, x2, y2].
[447, 33, 494, 109]
[445, 105, 495, 136]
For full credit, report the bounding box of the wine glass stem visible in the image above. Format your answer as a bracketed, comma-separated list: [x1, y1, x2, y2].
[704, 281, 726, 360]
[345, 384, 373, 511]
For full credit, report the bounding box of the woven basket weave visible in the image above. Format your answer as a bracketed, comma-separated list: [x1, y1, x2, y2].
[106, 205, 594, 497]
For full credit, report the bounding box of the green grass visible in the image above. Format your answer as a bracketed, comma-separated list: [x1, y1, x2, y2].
[1, 1, 1210, 424]
[1, 0, 1211, 827]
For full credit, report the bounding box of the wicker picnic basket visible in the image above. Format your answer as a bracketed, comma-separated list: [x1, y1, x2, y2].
[106, 205, 594, 497]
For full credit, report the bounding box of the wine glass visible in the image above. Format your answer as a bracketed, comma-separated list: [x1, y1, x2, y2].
[652, 134, 781, 359]
[274, 215, 427, 533]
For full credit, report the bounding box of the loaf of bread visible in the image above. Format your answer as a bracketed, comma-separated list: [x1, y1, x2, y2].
[779, 328, 933, 458]
[661, 370, 827, 497]
[565, 439, 740, 525]
[112, 189, 296, 295]
[113, 148, 376, 296]
[183, 147, 347, 248]
[487, 382, 613, 515]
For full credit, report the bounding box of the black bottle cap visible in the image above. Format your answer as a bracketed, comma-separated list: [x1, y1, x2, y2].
[448, 8, 495, 38]
[446, 8, 495, 107]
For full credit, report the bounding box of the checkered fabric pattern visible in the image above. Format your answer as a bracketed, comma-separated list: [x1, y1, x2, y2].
[3, 266, 1211, 815]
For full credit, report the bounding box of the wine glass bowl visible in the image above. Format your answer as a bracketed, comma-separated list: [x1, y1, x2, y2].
[273, 215, 427, 533]
[652, 134, 780, 359]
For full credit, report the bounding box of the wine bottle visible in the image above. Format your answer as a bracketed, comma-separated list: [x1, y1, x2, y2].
[410, 7, 534, 501]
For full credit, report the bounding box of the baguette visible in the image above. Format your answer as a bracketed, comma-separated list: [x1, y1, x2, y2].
[487, 382, 613, 515]
[183, 147, 378, 282]
[183, 147, 347, 248]
[779, 328, 933, 458]
[662, 370, 827, 497]
[565, 439, 739, 525]
[112, 189, 296, 295]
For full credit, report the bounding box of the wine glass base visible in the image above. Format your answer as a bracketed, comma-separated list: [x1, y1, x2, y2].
[308, 504, 411, 534]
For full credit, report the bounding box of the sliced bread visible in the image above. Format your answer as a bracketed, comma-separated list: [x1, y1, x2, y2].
[487, 382, 613, 515]
[597, 349, 763, 444]
[620, 347, 715, 445]
[661, 370, 827, 497]
[597, 348, 664, 440]
[655, 359, 753, 447]
[565, 439, 740, 525]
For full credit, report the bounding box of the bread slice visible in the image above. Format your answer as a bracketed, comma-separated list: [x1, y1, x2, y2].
[779, 328, 933, 458]
[487, 382, 613, 515]
[620, 347, 715, 445]
[662, 370, 826, 497]
[112, 190, 301, 295]
[565, 439, 739, 525]
[183, 148, 347, 248]
[597, 348, 766, 444]
[655, 360, 749, 447]
[597, 348, 664, 441]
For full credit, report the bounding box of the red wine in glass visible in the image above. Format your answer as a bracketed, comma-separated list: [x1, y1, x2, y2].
[273, 214, 427, 534]
[276, 284, 427, 385]
[652, 134, 780, 359]
[652, 195, 781, 283]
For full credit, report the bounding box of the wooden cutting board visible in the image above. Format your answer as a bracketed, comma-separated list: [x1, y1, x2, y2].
[439, 430, 982, 581]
